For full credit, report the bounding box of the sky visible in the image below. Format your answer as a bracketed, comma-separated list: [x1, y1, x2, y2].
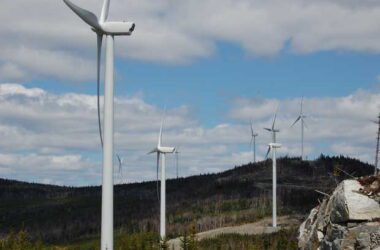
[0, 0, 379, 186]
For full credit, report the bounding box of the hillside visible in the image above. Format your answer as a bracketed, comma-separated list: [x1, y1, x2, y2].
[0, 155, 375, 244]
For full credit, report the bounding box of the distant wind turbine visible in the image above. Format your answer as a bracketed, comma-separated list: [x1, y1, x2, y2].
[291, 98, 307, 160]
[116, 154, 125, 184]
[148, 115, 175, 242]
[116, 154, 123, 174]
[250, 121, 258, 163]
[63, 0, 135, 249]
[264, 107, 280, 159]
[175, 147, 180, 179]
[264, 108, 281, 228]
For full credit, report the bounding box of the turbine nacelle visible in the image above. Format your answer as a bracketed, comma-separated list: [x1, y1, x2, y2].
[149, 146, 176, 154]
[99, 22, 135, 36]
[269, 143, 282, 149]
[63, 0, 135, 36]
[148, 114, 175, 155]
[264, 128, 280, 133]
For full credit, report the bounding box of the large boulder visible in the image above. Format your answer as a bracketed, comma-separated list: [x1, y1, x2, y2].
[329, 180, 380, 223]
[298, 176, 380, 250]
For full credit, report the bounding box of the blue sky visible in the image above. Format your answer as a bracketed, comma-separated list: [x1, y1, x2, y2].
[29, 43, 380, 127]
[0, 0, 379, 186]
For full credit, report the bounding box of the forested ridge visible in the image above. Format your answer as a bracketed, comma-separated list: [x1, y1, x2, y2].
[0, 155, 374, 245]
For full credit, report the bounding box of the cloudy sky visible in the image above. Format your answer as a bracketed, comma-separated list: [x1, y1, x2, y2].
[0, 0, 379, 186]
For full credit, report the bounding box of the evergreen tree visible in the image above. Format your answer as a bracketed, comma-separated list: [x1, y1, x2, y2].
[180, 231, 189, 250]
[188, 224, 198, 250]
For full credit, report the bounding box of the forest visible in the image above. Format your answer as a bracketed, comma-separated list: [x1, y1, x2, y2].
[0, 155, 375, 248]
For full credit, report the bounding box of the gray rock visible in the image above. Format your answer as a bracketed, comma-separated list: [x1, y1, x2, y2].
[299, 177, 380, 250]
[356, 232, 371, 250]
[321, 240, 333, 250]
[330, 180, 380, 223]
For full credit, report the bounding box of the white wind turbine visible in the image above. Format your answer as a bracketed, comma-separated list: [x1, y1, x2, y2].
[148, 116, 175, 242]
[63, 1, 135, 249]
[264, 108, 280, 158]
[291, 98, 307, 160]
[250, 121, 258, 163]
[174, 146, 180, 179]
[264, 108, 281, 228]
[116, 154, 125, 184]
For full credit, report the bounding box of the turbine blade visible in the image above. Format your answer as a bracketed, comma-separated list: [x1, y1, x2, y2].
[250, 136, 253, 147]
[96, 34, 103, 148]
[303, 119, 308, 129]
[250, 120, 254, 135]
[291, 116, 301, 127]
[158, 120, 163, 147]
[265, 146, 271, 159]
[158, 109, 166, 147]
[148, 148, 157, 154]
[300, 97, 304, 115]
[156, 153, 160, 201]
[116, 154, 122, 174]
[63, 0, 102, 30]
[100, 0, 110, 23]
[272, 106, 279, 130]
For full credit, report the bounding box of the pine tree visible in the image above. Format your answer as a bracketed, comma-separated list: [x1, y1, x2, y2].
[180, 231, 189, 250]
[188, 224, 198, 250]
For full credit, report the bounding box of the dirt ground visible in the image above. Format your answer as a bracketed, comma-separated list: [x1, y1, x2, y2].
[168, 215, 303, 250]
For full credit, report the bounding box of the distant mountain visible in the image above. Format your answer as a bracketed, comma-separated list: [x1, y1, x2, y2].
[0, 155, 374, 244]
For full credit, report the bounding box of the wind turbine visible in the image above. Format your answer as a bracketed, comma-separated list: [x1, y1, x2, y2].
[148, 116, 175, 242]
[264, 108, 281, 228]
[250, 121, 258, 163]
[264, 108, 280, 159]
[174, 147, 180, 179]
[291, 98, 307, 160]
[116, 154, 125, 184]
[63, 1, 135, 249]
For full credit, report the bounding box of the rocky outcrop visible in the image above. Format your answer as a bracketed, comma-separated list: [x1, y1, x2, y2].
[298, 176, 380, 250]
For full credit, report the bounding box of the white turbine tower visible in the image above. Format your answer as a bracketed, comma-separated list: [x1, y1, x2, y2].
[268, 142, 281, 228]
[250, 121, 258, 163]
[291, 98, 307, 160]
[148, 117, 175, 242]
[264, 108, 281, 228]
[63, 1, 135, 249]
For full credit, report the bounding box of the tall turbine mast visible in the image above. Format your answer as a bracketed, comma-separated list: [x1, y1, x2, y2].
[148, 115, 175, 244]
[63, 1, 135, 249]
[269, 142, 281, 228]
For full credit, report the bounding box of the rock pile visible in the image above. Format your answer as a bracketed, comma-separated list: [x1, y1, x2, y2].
[298, 176, 380, 250]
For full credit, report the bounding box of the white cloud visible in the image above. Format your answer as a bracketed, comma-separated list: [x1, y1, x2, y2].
[0, 83, 378, 185]
[229, 89, 380, 162]
[0, 64, 26, 82]
[1, 0, 380, 81]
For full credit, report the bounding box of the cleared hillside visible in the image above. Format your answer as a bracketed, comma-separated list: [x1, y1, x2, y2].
[0, 155, 374, 243]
